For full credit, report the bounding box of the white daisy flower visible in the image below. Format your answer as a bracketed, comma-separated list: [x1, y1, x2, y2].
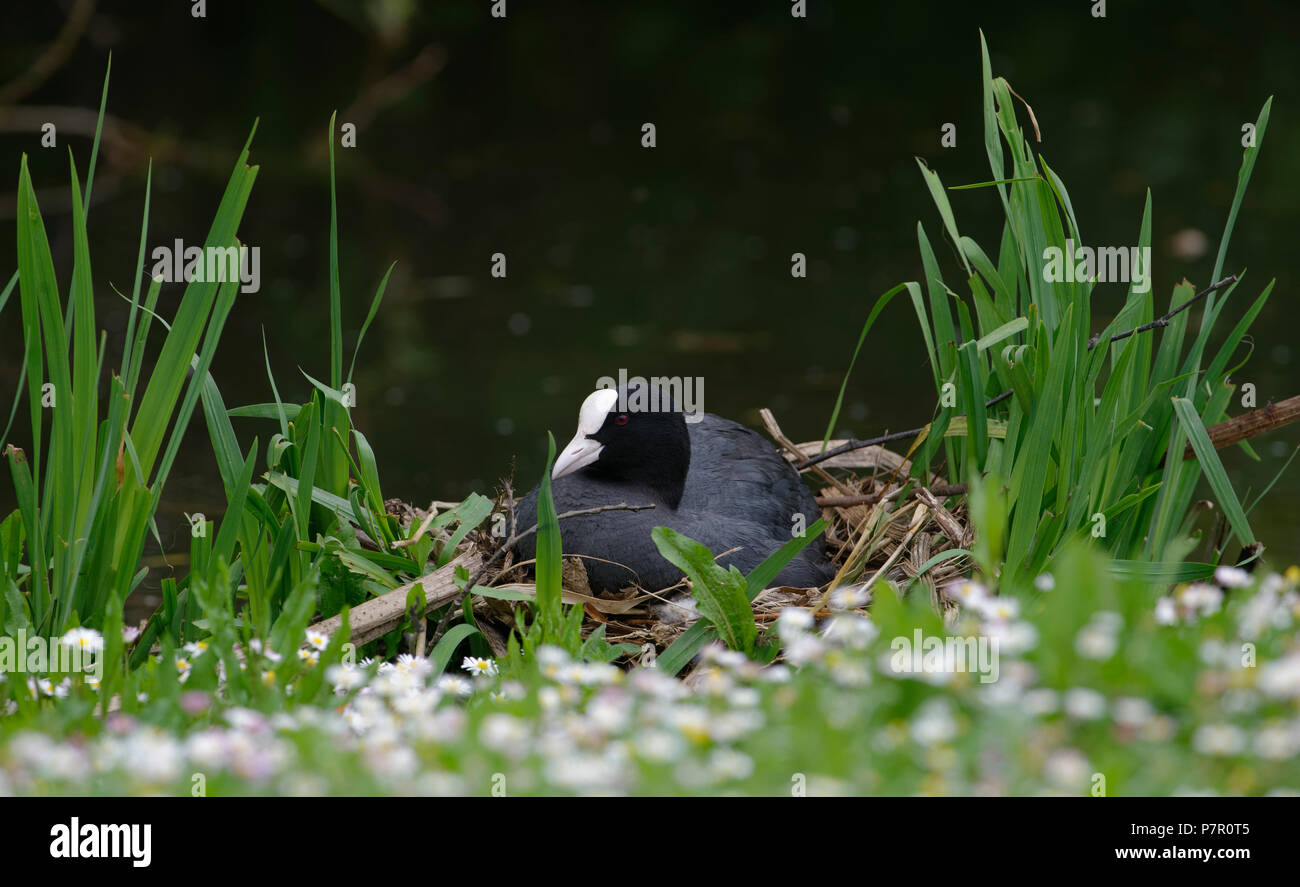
[372, 668, 421, 697]
[783, 633, 826, 666]
[395, 654, 433, 677]
[1180, 583, 1223, 617]
[1044, 749, 1091, 791]
[1257, 653, 1300, 700]
[700, 644, 748, 668]
[1254, 725, 1300, 760]
[1113, 697, 1154, 728]
[709, 748, 755, 781]
[828, 584, 871, 611]
[910, 699, 957, 747]
[1214, 565, 1252, 589]
[461, 656, 498, 677]
[777, 606, 814, 634]
[37, 677, 71, 698]
[949, 580, 990, 610]
[1063, 687, 1106, 720]
[535, 645, 571, 668]
[823, 614, 879, 649]
[249, 638, 283, 663]
[437, 674, 474, 697]
[978, 596, 1020, 622]
[1154, 597, 1178, 625]
[761, 664, 792, 683]
[60, 627, 104, 653]
[325, 663, 366, 693]
[1193, 724, 1246, 756]
[986, 619, 1038, 655]
[479, 713, 529, 754]
[1075, 625, 1117, 660]
[1022, 688, 1058, 716]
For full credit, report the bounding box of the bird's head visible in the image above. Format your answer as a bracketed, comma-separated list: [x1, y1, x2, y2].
[552, 385, 691, 508]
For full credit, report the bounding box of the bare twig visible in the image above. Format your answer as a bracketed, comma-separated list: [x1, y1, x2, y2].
[816, 481, 966, 508]
[759, 407, 850, 494]
[1091, 275, 1238, 348]
[813, 501, 930, 614]
[391, 500, 452, 548]
[1180, 395, 1300, 460]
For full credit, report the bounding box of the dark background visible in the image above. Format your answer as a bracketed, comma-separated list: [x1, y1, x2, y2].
[2, 0, 1298, 603]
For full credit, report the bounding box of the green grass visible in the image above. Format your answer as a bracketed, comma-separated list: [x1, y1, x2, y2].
[2, 543, 1298, 796]
[652, 518, 827, 675]
[0, 43, 1296, 797]
[2, 60, 257, 643]
[825, 32, 1276, 589]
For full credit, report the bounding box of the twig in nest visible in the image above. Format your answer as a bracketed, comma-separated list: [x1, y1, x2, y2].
[814, 501, 930, 614]
[391, 500, 452, 548]
[816, 481, 966, 508]
[633, 580, 697, 616]
[505, 478, 518, 540]
[798, 275, 1239, 471]
[759, 408, 851, 495]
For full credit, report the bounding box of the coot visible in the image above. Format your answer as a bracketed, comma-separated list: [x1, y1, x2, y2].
[513, 386, 833, 592]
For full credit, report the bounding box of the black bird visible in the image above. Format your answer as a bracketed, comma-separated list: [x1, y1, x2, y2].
[513, 386, 833, 592]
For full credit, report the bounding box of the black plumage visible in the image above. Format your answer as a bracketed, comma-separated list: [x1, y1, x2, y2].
[513, 389, 833, 592]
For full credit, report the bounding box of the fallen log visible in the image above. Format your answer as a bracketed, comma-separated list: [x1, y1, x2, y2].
[308, 550, 484, 647]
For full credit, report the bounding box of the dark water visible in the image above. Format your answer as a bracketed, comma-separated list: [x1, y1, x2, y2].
[2, 1, 1298, 618]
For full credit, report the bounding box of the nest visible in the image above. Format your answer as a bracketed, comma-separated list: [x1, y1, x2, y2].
[443, 408, 975, 659]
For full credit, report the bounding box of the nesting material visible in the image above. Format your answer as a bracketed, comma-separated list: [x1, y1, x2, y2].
[449, 408, 974, 656]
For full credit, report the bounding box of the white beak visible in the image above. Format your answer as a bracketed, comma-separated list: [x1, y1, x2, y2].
[552, 387, 619, 479]
[553, 433, 604, 479]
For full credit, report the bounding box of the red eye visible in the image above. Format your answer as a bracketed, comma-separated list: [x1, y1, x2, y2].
[615, 414, 629, 425]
